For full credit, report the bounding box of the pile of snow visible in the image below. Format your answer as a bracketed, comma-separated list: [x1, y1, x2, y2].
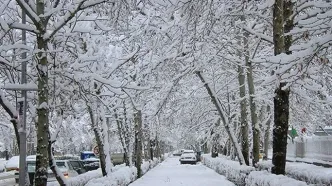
[257, 160, 332, 185]
[201, 154, 255, 186]
[246, 171, 308, 186]
[85, 166, 137, 186]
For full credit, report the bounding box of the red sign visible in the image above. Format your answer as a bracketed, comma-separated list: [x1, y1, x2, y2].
[93, 146, 99, 156]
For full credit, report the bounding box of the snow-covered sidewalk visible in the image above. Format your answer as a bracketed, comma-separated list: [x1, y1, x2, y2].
[128, 157, 235, 186]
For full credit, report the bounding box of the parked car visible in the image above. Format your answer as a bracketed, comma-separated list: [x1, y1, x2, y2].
[4, 156, 19, 172]
[83, 157, 100, 171]
[15, 157, 84, 185]
[179, 150, 197, 165]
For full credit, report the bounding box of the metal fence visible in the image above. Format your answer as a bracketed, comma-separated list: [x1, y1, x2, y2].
[287, 136, 332, 162]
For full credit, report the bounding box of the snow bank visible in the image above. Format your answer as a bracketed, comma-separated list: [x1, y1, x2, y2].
[201, 154, 255, 186]
[257, 160, 332, 185]
[246, 171, 308, 186]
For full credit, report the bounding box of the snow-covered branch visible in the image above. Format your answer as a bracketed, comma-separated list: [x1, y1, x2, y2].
[45, 0, 110, 41]
[0, 90, 18, 120]
[15, 0, 39, 26]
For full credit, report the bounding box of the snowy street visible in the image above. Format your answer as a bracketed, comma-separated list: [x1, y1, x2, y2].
[129, 157, 235, 186]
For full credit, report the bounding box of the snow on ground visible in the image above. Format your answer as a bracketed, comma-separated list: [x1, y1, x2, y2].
[128, 157, 235, 186]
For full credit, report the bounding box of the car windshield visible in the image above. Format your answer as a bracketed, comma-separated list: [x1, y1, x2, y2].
[183, 151, 194, 154]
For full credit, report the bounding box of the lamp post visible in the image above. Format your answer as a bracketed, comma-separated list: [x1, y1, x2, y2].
[3, 3, 37, 183]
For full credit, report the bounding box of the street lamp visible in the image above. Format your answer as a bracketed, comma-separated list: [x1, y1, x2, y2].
[3, 84, 37, 186]
[2, 3, 38, 183]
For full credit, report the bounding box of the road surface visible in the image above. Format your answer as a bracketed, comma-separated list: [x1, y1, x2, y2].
[129, 157, 235, 186]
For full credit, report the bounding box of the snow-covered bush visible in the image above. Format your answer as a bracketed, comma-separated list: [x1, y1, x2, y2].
[257, 160, 332, 185]
[84, 156, 166, 186]
[246, 171, 308, 186]
[142, 158, 160, 175]
[85, 166, 137, 186]
[48, 164, 127, 186]
[257, 161, 274, 171]
[285, 162, 332, 185]
[201, 154, 255, 186]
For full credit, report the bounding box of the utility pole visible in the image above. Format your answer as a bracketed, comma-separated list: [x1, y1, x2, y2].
[19, 3, 28, 185]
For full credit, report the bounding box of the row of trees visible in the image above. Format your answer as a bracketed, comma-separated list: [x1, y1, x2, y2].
[1, 0, 332, 185]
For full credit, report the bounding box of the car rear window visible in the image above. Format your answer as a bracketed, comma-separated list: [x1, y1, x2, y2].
[56, 162, 66, 168]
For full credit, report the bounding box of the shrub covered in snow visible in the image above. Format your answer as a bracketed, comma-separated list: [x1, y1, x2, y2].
[257, 160, 332, 185]
[201, 154, 255, 186]
[142, 158, 160, 175]
[84, 157, 164, 186]
[85, 166, 137, 186]
[48, 164, 127, 186]
[285, 162, 332, 185]
[246, 171, 308, 186]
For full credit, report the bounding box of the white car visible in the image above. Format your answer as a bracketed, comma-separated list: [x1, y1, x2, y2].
[179, 150, 197, 164]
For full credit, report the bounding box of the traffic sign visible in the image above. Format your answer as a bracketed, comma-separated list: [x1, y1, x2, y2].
[93, 145, 99, 156]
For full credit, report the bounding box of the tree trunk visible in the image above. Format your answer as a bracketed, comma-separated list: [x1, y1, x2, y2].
[237, 63, 249, 165]
[244, 31, 260, 166]
[115, 112, 130, 166]
[272, 0, 292, 175]
[99, 105, 113, 174]
[48, 141, 66, 186]
[263, 105, 271, 160]
[35, 1, 50, 184]
[237, 16, 250, 166]
[87, 105, 107, 176]
[196, 71, 245, 165]
[149, 139, 154, 160]
[134, 110, 143, 178]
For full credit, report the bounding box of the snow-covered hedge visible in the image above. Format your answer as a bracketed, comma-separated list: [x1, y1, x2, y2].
[257, 160, 332, 185]
[48, 164, 126, 186]
[285, 162, 332, 185]
[246, 171, 308, 186]
[48, 154, 169, 186]
[85, 166, 137, 186]
[201, 154, 255, 186]
[84, 155, 167, 186]
[142, 158, 160, 175]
